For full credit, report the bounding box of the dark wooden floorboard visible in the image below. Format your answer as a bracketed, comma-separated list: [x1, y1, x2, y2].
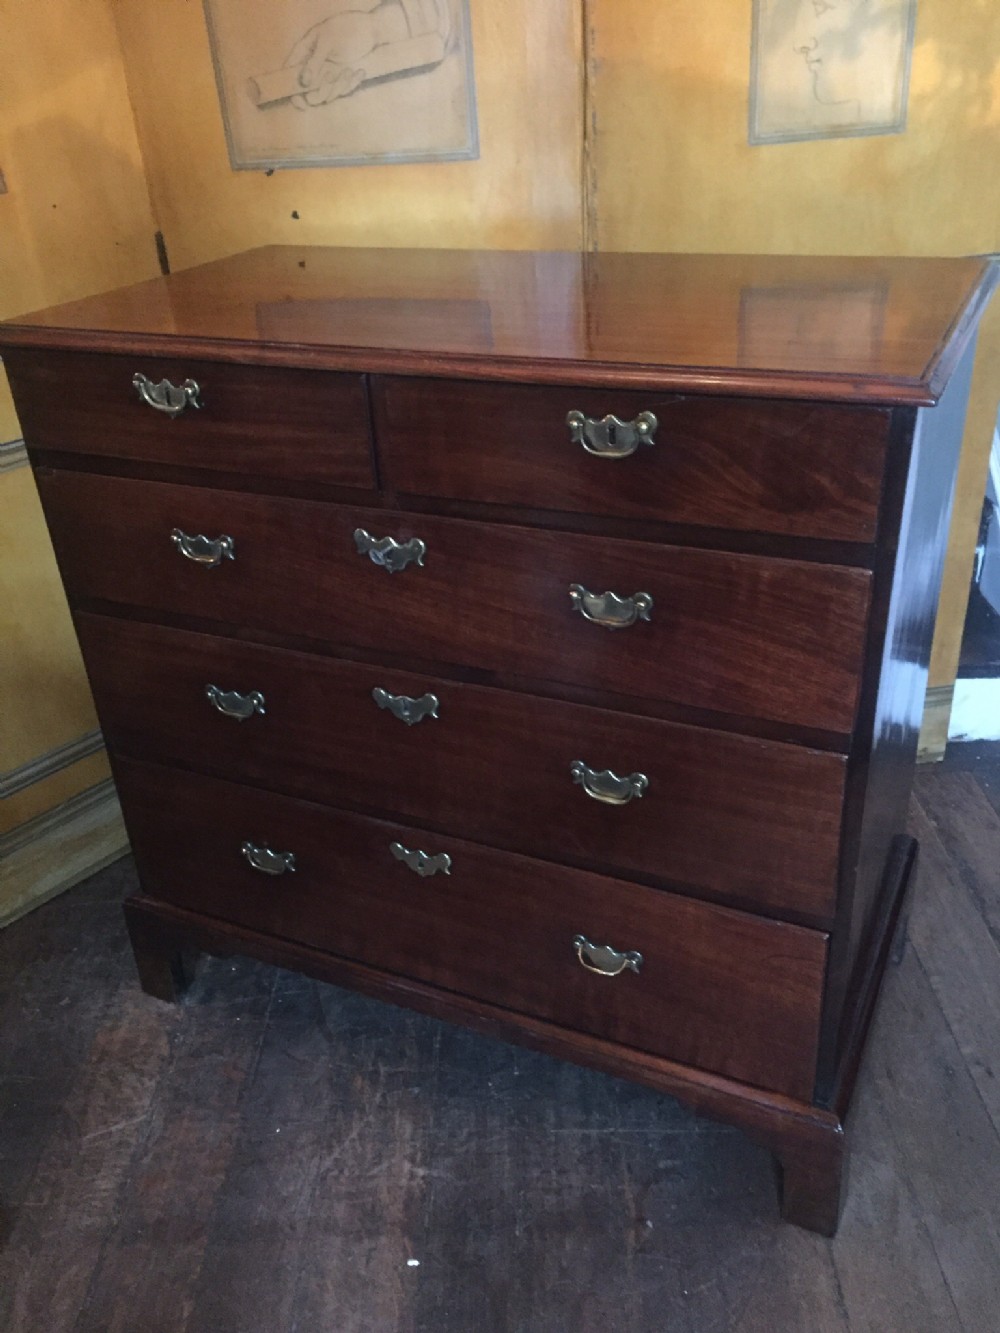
[0, 745, 998, 1332]
[908, 801, 1000, 1136]
[71, 958, 277, 1333]
[914, 768, 1000, 950]
[938, 741, 1000, 819]
[0, 867, 131, 1233]
[823, 956, 968, 1333]
[1, 983, 175, 1332]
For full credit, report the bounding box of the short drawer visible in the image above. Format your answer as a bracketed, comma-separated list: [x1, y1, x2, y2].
[41, 471, 871, 733]
[373, 377, 890, 541]
[79, 615, 846, 920]
[3, 348, 374, 488]
[118, 758, 828, 1100]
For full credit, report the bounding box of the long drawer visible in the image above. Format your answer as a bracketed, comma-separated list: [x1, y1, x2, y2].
[79, 615, 846, 920]
[117, 757, 828, 1100]
[40, 470, 871, 732]
[372, 376, 890, 541]
[4, 348, 375, 489]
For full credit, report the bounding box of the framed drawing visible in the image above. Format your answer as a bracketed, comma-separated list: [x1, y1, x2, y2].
[203, 0, 479, 170]
[749, 0, 917, 145]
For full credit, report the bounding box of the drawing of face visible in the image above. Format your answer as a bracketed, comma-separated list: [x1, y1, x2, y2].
[792, 0, 870, 109]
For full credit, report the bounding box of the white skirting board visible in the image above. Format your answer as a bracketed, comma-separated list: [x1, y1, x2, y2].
[0, 780, 130, 929]
[0, 438, 27, 474]
[917, 684, 954, 763]
[949, 677, 1000, 743]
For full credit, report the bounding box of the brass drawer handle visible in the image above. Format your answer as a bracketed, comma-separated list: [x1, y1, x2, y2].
[570, 761, 648, 805]
[573, 934, 643, 977]
[354, 528, 426, 573]
[241, 841, 295, 875]
[373, 687, 440, 726]
[171, 529, 235, 567]
[133, 372, 202, 417]
[206, 684, 266, 720]
[569, 584, 653, 629]
[390, 840, 451, 878]
[566, 410, 657, 458]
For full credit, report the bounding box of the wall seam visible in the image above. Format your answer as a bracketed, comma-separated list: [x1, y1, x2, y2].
[581, 0, 598, 253]
[105, 0, 167, 269]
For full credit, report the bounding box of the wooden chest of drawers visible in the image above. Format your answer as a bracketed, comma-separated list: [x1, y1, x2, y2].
[3, 247, 994, 1235]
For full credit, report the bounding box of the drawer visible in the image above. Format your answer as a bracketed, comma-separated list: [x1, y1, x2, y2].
[373, 377, 890, 542]
[118, 758, 828, 1100]
[41, 471, 871, 733]
[79, 615, 846, 920]
[2, 348, 374, 488]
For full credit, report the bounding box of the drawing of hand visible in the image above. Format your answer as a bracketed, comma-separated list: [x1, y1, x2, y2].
[284, 12, 380, 108]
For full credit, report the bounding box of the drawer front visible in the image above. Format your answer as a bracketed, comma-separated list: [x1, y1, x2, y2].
[3, 348, 374, 488]
[373, 377, 889, 541]
[79, 615, 845, 920]
[42, 471, 871, 733]
[118, 758, 828, 1100]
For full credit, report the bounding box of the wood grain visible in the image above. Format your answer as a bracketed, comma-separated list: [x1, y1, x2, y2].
[39, 470, 872, 733]
[60, 960, 275, 1333]
[374, 376, 890, 541]
[863, 892, 1000, 1330]
[1, 247, 994, 404]
[78, 614, 846, 922]
[4, 347, 375, 490]
[117, 756, 829, 1102]
[909, 796, 1000, 1135]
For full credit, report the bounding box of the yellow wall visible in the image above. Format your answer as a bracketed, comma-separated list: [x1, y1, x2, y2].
[0, 468, 101, 762]
[111, 1, 585, 270]
[0, 0, 161, 854]
[587, 0, 1000, 686]
[0, 0, 161, 439]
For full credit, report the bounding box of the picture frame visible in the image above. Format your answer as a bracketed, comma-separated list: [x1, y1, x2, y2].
[749, 0, 917, 145]
[203, 0, 479, 170]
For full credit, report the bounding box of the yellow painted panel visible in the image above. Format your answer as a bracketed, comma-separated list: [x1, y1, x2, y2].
[588, 0, 1000, 258]
[0, 751, 112, 837]
[0, 2, 158, 404]
[588, 0, 1000, 688]
[0, 0, 161, 443]
[0, 467, 101, 768]
[0, 0, 159, 320]
[0, 0, 160, 838]
[111, 0, 584, 270]
[0, 376, 18, 446]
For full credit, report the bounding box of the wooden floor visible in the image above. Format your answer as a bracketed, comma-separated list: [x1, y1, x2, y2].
[2, 747, 999, 1333]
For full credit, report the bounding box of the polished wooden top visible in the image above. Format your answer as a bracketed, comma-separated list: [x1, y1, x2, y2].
[1, 247, 995, 403]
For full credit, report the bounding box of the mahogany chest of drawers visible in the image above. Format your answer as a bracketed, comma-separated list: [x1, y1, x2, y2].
[2, 247, 994, 1234]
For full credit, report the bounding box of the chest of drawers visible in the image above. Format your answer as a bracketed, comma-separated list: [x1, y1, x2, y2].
[3, 247, 994, 1235]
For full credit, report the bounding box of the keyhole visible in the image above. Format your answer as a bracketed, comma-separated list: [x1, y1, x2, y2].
[607, 421, 617, 446]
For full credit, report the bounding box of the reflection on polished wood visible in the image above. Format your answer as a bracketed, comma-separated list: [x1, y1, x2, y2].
[1, 247, 994, 402]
